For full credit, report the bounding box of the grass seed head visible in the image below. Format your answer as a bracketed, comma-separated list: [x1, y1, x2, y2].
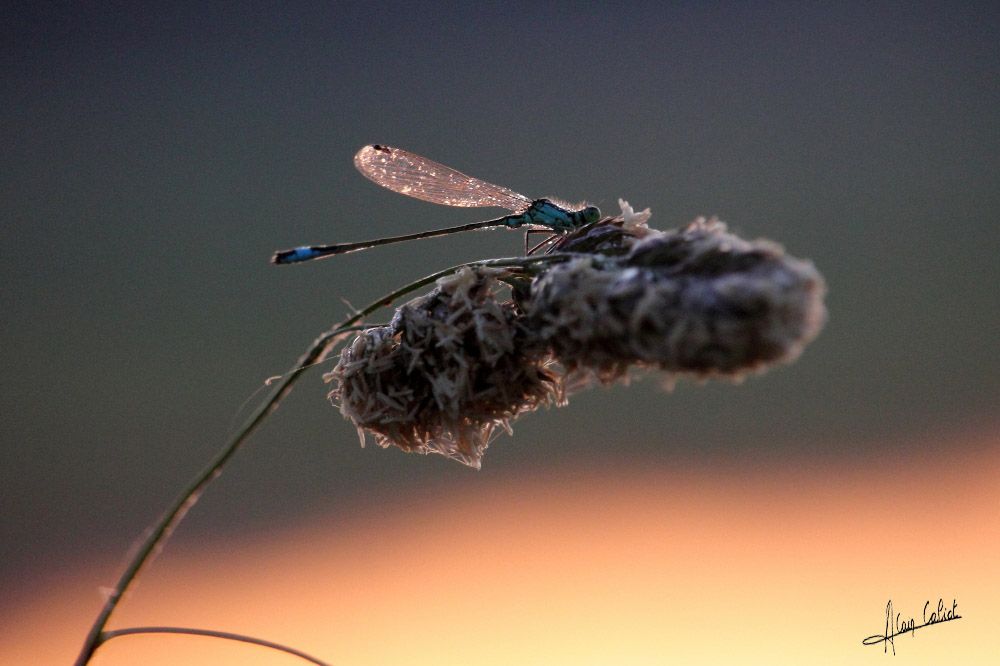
[326, 266, 562, 468]
[526, 217, 827, 385]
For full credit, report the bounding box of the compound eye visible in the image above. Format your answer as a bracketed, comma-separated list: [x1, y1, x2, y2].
[583, 206, 601, 223]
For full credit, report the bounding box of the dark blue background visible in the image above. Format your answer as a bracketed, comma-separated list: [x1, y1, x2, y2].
[2, 1, 997, 595]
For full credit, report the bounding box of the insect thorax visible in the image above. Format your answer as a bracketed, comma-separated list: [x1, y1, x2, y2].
[516, 199, 588, 232]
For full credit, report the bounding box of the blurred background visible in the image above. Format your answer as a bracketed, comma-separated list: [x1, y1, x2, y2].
[2, 2, 997, 664]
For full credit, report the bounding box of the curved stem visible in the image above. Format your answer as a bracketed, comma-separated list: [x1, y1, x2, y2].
[74, 253, 569, 666]
[101, 626, 332, 666]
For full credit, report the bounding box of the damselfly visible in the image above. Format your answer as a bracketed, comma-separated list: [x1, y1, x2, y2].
[272, 144, 602, 264]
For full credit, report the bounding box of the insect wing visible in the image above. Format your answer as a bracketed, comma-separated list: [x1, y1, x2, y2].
[354, 145, 533, 212]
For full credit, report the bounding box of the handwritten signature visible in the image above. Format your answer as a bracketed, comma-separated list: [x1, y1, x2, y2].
[862, 598, 961, 654]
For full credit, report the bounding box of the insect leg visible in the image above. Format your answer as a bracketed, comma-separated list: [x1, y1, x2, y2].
[524, 228, 551, 255]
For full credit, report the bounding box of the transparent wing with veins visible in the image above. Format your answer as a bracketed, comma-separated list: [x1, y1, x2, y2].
[353, 144, 533, 212]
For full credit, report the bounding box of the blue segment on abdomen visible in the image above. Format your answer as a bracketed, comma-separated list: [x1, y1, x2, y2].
[286, 247, 321, 263]
[502, 213, 529, 228]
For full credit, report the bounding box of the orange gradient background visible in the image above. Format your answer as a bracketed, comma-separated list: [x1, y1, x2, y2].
[6, 426, 996, 666]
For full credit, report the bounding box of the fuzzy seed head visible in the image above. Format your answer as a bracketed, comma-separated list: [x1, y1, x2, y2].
[526, 217, 827, 385]
[326, 267, 562, 468]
